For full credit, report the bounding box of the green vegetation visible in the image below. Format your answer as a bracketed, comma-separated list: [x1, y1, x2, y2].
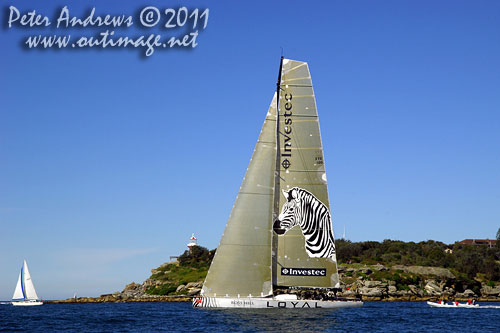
[145, 239, 500, 296]
[145, 245, 215, 296]
[336, 239, 500, 282]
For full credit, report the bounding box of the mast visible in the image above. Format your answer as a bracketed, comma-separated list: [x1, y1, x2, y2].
[272, 56, 284, 287]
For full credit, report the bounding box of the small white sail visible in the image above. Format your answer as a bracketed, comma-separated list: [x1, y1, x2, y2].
[12, 270, 24, 300]
[22, 260, 39, 300]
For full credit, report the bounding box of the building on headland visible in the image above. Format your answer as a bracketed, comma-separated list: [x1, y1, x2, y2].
[458, 239, 497, 248]
[187, 233, 198, 254]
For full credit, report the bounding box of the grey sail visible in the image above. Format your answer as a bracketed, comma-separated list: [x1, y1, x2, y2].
[273, 59, 339, 289]
[201, 94, 277, 298]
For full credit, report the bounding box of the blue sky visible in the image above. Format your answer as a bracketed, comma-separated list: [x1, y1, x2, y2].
[1, 0, 499, 300]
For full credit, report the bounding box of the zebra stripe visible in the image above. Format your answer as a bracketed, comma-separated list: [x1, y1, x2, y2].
[274, 187, 336, 258]
[192, 296, 218, 308]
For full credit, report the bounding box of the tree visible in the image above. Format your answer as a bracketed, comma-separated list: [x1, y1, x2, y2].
[178, 245, 215, 267]
[497, 227, 500, 241]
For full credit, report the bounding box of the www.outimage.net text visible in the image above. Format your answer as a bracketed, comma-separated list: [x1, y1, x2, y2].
[6, 5, 209, 57]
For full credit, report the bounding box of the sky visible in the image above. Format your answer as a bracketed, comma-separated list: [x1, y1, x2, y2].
[1, 0, 499, 300]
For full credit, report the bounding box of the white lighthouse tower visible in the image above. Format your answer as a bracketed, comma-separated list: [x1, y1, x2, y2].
[187, 233, 198, 254]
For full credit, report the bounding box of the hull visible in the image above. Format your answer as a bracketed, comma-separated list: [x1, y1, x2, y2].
[427, 301, 478, 308]
[193, 297, 363, 309]
[12, 300, 43, 306]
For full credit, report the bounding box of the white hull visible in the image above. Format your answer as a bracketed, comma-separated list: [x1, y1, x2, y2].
[12, 300, 43, 306]
[193, 297, 363, 309]
[427, 301, 478, 308]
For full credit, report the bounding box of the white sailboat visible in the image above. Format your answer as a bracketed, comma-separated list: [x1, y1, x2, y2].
[12, 260, 43, 306]
[193, 58, 362, 309]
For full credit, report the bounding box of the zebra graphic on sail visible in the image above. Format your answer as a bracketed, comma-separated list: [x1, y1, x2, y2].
[273, 187, 336, 259]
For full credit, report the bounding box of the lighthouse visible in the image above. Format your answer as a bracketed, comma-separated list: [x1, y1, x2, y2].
[187, 233, 198, 254]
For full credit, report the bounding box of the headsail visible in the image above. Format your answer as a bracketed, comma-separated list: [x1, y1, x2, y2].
[12, 268, 25, 301]
[201, 94, 277, 298]
[273, 59, 339, 289]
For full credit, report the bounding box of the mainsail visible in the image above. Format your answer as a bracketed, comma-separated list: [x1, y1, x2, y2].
[201, 58, 339, 298]
[12, 260, 40, 301]
[274, 58, 339, 289]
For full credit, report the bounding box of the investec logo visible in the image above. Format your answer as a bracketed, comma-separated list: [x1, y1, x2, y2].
[281, 92, 292, 169]
[281, 267, 326, 277]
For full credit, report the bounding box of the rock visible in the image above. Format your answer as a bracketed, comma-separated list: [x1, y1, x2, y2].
[123, 282, 141, 291]
[456, 289, 476, 298]
[398, 290, 412, 297]
[363, 280, 387, 288]
[359, 287, 385, 297]
[443, 287, 455, 296]
[388, 285, 397, 296]
[424, 281, 443, 296]
[392, 265, 455, 279]
[185, 282, 203, 289]
[373, 264, 388, 271]
[338, 289, 356, 297]
[176, 284, 186, 292]
[481, 286, 500, 296]
[408, 285, 423, 296]
[360, 268, 373, 275]
[187, 288, 201, 296]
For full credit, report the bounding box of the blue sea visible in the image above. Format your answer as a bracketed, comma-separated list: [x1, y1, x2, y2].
[1, 301, 499, 332]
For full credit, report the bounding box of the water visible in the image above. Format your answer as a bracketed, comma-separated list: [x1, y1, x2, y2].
[1, 301, 500, 332]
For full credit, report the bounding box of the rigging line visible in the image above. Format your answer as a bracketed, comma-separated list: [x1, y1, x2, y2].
[274, 171, 286, 182]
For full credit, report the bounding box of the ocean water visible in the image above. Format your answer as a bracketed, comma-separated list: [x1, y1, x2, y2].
[1, 301, 500, 332]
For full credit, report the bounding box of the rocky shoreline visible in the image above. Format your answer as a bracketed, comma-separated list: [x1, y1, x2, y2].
[47, 263, 500, 303]
[334, 263, 500, 302]
[46, 295, 190, 304]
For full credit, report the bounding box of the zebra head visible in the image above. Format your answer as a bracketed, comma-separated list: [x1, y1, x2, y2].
[273, 187, 337, 259]
[273, 188, 301, 235]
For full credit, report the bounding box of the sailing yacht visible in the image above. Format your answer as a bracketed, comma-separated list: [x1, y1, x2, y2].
[12, 260, 43, 306]
[193, 58, 362, 309]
